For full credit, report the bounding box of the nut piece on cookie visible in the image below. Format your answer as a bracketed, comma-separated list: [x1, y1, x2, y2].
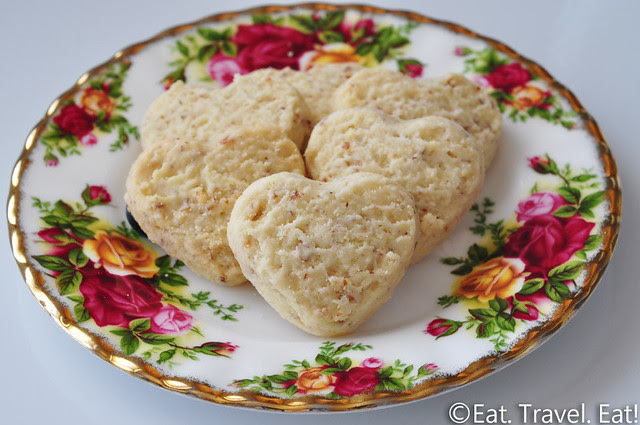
[332, 68, 502, 165]
[125, 127, 305, 286]
[140, 73, 312, 151]
[305, 108, 485, 263]
[227, 172, 418, 336]
[248, 63, 364, 125]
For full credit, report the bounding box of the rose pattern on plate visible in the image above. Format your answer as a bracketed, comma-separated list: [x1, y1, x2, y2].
[232, 341, 438, 398]
[40, 60, 139, 166]
[429, 155, 603, 350]
[455, 47, 577, 129]
[14, 7, 617, 410]
[162, 11, 423, 88]
[31, 185, 242, 366]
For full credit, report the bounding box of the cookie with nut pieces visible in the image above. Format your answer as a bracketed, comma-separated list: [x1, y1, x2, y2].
[140, 73, 312, 151]
[125, 127, 306, 286]
[248, 63, 364, 126]
[332, 68, 502, 164]
[227, 172, 418, 336]
[305, 107, 485, 263]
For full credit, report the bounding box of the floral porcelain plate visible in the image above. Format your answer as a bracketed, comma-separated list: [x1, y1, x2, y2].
[7, 3, 621, 412]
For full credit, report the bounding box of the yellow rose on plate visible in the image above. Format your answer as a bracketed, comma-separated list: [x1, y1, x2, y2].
[511, 85, 550, 111]
[296, 367, 333, 392]
[80, 87, 115, 117]
[298, 43, 361, 70]
[83, 231, 158, 278]
[456, 257, 528, 302]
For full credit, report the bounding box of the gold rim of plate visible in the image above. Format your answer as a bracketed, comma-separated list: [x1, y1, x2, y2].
[6, 3, 622, 412]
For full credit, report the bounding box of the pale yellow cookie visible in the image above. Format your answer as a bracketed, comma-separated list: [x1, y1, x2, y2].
[227, 172, 418, 336]
[332, 68, 502, 164]
[305, 108, 485, 263]
[140, 74, 312, 151]
[125, 128, 306, 286]
[247, 63, 364, 125]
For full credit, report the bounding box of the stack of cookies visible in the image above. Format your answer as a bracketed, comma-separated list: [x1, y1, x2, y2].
[125, 63, 501, 336]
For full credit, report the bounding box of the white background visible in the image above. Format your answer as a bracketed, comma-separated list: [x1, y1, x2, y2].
[1, 1, 638, 424]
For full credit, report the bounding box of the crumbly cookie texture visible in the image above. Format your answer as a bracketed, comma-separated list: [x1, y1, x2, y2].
[125, 128, 305, 286]
[247, 63, 364, 125]
[332, 68, 502, 165]
[305, 108, 485, 263]
[227, 172, 418, 336]
[140, 74, 312, 151]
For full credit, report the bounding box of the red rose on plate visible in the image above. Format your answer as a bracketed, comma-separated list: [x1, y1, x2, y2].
[82, 185, 111, 205]
[53, 104, 95, 137]
[485, 62, 530, 93]
[333, 367, 380, 396]
[232, 23, 315, 71]
[194, 341, 238, 357]
[515, 191, 567, 222]
[424, 318, 452, 337]
[38, 227, 68, 244]
[37, 228, 82, 259]
[354, 19, 376, 37]
[402, 63, 423, 78]
[510, 294, 543, 321]
[503, 215, 595, 277]
[149, 304, 194, 335]
[79, 271, 164, 327]
[528, 155, 554, 174]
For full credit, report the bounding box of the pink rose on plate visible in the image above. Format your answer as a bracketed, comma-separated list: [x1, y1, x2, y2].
[332, 367, 380, 396]
[232, 23, 315, 71]
[503, 214, 595, 277]
[515, 191, 568, 222]
[79, 271, 164, 327]
[207, 53, 248, 87]
[45, 156, 59, 167]
[361, 357, 384, 369]
[485, 62, 530, 93]
[473, 75, 490, 88]
[80, 133, 98, 146]
[150, 304, 194, 335]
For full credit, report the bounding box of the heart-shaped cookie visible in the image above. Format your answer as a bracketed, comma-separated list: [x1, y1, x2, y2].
[125, 127, 305, 286]
[141, 72, 312, 151]
[332, 68, 502, 165]
[247, 63, 363, 125]
[305, 108, 485, 263]
[227, 172, 418, 336]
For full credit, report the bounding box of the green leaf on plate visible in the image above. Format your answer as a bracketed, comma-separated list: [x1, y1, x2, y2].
[129, 318, 151, 333]
[74, 302, 91, 323]
[56, 269, 82, 295]
[552, 205, 578, 218]
[120, 332, 140, 355]
[548, 260, 584, 280]
[468, 244, 489, 263]
[68, 248, 89, 268]
[33, 255, 72, 272]
[489, 297, 508, 312]
[518, 278, 545, 295]
[579, 190, 605, 210]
